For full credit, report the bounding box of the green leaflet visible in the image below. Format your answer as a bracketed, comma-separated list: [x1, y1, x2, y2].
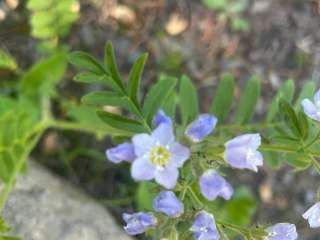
[267, 79, 295, 122]
[68, 51, 106, 74]
[210, 73, 235, 124]
[128, 53, 148, 106]
[135, 182, 158, 211]
[294, 81, 316, 110]
[179, 75, 199, 125]
[143, 75, 178, 124]
[104, 42, 126, 92]
[235, 75, 261, 124]
[97, 111, 146, 134]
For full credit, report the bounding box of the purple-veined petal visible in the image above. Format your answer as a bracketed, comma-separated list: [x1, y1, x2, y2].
[303, 202, 320, 228]
[132, 133, 155, 157]
[153, 191, 184, 217]
[169, 142, 190, 168]
[106, 143, 136, 163]
[131, 157, 155, 181]
[152, 123, 175, 146]
[122, 212, 157, 235]
[153, 110, 172, 128]
[154, 166, 179, 189]
[225, 133, 261, 150]
[266, 223, 298, 240]
[190, 211, 220, 240]
[224, 134, 263, 172]
[199, 170, 234, 201]
[185, 114, 218, 142]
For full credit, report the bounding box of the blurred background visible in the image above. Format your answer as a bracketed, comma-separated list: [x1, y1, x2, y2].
[1, 0, 320, 239]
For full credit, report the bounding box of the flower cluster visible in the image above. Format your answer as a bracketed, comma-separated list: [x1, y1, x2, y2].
[106, 110, 301, 239]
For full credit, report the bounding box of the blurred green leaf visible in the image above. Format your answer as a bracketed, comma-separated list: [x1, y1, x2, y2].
[128, 53, 148, 106]
[0, 50, 17, 71]
[231, 18, 250, 31]
[143, 75, 178, 124]
[209, 187, 257, 226]
[162, 91, 177, 119]
[135, 182, 157, 211]
[210, 73, 235, 124]
[179, 75, 199, 125]
[20, 51, 67, 99]
[235, 75, 261, 124]
[73, 72, 111, 85]
[267, 79, 295, 122]
[203, 0, 227, 9]
[67, 104, 132, 137]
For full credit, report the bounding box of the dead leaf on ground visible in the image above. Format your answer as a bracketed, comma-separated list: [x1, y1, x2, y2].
[165, 13, 188, 35]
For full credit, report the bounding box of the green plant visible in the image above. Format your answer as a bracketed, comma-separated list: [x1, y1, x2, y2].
[203, 0, 249, 31]
[27, 0, 80, 49]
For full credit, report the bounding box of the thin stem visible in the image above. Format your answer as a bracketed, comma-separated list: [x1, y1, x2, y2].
[217, 122, 284, 131]
[187, 187, 204, 208]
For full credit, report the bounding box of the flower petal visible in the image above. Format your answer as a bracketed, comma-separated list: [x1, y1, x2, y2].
[301, 99, 320, 121]
[153, 191, 184, 217]
[314, 89, 320, 104]
[131, 157, 155, 181]
[185, 114, 218, 142]
[303, 202, 320, 228]
[152, 123, 175, 146]
[199, 170, 234, 201]
[225, 133, 261, 150]
[266, 223, 298, 240]
[169, 143, 190, 168]
[132, 133, 155, 157]
[153, 110, 172, 128]
[155, 167, 179, 189]
[106, 143, 136, 163]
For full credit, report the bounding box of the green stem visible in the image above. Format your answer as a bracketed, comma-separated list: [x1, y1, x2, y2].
[187, 187, 204, 208]
[309, 155, 320, 173]
[261, 144, 320, 157]
[217, 122, 283, 131]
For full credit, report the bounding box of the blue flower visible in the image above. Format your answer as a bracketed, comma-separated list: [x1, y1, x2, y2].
[153, 109, 172, 128]
[106, 143, 136, 163]
[153, 191, 184, 217]
[301, 89, 320, 121]
[122, 212, 157, 235]
[224, 133, 263, 172]
[266, 223, 298, 240]
[303, 202, 320, 228]
[131, 123, 190, 189]
[190, 211, 220, 240]
[185, 114, 218, 142]
[199, 170, 233, 201]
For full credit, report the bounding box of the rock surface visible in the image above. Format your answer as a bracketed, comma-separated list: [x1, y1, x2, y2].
[3, 161, 132, 240]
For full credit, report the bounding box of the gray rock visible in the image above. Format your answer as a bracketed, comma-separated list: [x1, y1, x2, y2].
[3, 161, 132, 240]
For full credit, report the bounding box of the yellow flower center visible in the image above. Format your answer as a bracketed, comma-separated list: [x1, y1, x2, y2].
[150, 146, 171, 167]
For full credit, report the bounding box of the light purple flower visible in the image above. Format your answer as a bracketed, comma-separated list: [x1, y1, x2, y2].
[303, 202, 320, 228]
[153, 109, 172, 128]
[122, 212, 157, 235]
[185, 114, 218, 142]
[190, 211, 220, 240]
[106, 143, 136, 163]
[199, 170, 234, 201]
[224, 133, 263, 172]
[153, 191, 184, 217]
[266, 223, 298, 240]
[131, 123, 190, 189]
[301, 89, 320, 121]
